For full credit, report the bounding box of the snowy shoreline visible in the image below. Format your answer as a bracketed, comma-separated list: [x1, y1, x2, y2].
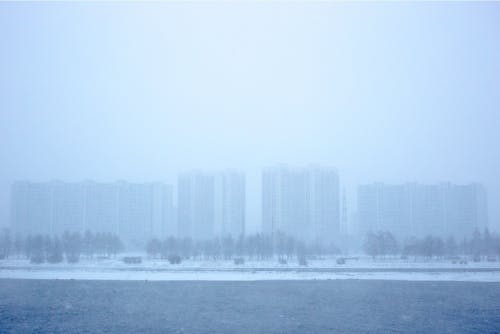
[1, 269, 500, 282]
[1, 258, 500, 282]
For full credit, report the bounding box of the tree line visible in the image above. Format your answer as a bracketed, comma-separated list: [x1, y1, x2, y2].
[0, 229, 123, 263]
[146, 231, 341, 261]
[4, 227, 499, 263]
[363, 229, 500, 260]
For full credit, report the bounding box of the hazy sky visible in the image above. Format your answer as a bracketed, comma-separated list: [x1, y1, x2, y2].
[1, 2, 499, 232]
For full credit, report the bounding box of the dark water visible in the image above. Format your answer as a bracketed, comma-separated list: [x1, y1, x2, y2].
[0, 279, 499, 333]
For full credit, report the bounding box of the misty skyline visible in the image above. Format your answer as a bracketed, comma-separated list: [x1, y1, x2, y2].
[1, 2, 499, 233]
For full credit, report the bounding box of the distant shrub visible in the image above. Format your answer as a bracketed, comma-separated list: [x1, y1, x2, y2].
[336, 258, 346, 265]
[123, 256, 142, 264]
[67, 254, 80, 263]
[298, 256, 308, 266]
[233, 257, 245, 265]
[278, 258, 287, 265]
[30, 254, 44, 264]
[167, 254, 182, 265]
[47, 253, 63, 264]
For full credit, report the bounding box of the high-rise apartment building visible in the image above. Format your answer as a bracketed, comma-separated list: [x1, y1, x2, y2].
[262, 165, 340, 243]
[177, 171, 245, 240]
[214, 172, 245, 238]
[10, 181, 175, 244]
[357, 182, 488, 238]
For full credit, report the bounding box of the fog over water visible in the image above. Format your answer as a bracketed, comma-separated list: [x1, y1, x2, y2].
[1, 2, 499, 233]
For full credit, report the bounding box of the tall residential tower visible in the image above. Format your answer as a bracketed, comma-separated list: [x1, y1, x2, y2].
[262, 165, 340, 243]
[357, 182, 488, 238]
[177, 170, 245, 240]
[11, 181, 175, 245]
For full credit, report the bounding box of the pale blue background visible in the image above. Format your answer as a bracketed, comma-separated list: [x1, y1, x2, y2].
[1, 2, 499, 233]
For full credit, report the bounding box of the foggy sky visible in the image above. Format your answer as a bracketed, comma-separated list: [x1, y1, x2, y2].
[1, 2, 499, 232]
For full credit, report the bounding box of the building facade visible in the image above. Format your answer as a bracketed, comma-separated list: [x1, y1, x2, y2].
[177, 171, 245, 240]
[214, 172, 245, 238]
[262, 165, 340, 243]
[10, 181, 175, 245]
[357, 182, 488, 238]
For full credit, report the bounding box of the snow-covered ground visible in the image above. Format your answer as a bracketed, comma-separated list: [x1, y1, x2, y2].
[1, 257, 500, 281]
[1, 268, 500, 282]
[2, 255, 500, 270]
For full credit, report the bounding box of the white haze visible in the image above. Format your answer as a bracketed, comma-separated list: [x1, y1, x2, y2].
[0, 2, 499, 232]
